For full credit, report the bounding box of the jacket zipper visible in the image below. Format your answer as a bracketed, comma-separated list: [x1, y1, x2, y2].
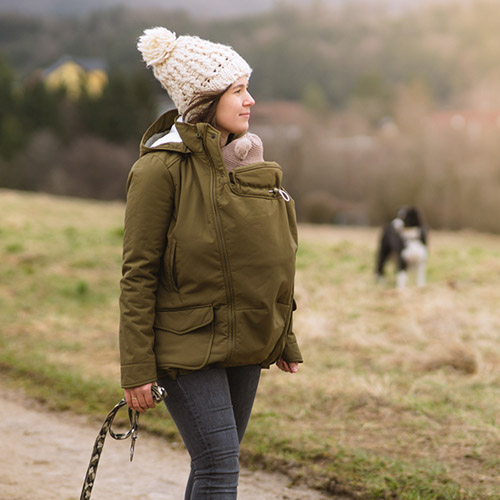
[201, 134, 236, 359]
[269, 187, 291, 201]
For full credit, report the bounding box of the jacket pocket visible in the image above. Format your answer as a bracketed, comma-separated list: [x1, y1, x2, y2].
[163, 240, 179, 292]
[228, 163, 290, 201]
[154, 305, 215, 370]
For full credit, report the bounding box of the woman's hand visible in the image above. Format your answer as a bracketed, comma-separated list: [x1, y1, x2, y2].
[124, 383, 156, 413]
[276, 358, 299, 373]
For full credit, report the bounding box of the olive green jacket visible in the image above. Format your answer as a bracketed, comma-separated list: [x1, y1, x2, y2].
[119, 110, 302, 388]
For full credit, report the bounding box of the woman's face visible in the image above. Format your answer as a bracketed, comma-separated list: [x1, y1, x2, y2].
[215, 75, 255, 142]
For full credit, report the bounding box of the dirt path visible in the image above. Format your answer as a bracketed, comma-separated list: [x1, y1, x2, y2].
[0, 384, 338, 500]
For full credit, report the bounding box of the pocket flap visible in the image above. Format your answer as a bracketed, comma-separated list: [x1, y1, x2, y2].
[154, 305, 214, 334]
[232, 164, 282, 188]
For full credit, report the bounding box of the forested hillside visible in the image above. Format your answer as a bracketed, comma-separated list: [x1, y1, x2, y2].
[2, 1, 499, 108]
[2, 0, 500, 230]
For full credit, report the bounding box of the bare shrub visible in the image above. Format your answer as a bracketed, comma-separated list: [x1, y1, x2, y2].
[47, 135, 134, 200]
[1, 130, 62, 191]
[1, 131, 135, 201]
[301, 191, 338, 224]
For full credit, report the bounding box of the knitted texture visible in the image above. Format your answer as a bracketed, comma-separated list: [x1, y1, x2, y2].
[137, 27, 252, 116]
[222, 133, 264, 172]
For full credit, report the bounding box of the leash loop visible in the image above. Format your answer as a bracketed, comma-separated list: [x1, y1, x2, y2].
[108, 405, 139, 441]
[80, 384, 167, 500]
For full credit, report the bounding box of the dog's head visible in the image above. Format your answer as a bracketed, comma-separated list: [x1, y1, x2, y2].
[397, 206, 423, 228]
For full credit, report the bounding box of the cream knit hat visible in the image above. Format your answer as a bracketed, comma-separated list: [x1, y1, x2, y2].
[137, 27, 252, 116]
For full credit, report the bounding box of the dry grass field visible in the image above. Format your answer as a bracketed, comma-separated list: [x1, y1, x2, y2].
[2, 189, 500, 499]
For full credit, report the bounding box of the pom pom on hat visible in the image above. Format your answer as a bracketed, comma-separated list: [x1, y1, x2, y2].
[137, 26, 252, 117]
[138, 27, 177, 66]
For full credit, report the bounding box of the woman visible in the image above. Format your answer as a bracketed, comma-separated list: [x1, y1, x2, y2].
[119, 27, 302, 499]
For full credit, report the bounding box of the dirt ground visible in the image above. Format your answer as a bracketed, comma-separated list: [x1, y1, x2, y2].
[0, 384, 340, 500]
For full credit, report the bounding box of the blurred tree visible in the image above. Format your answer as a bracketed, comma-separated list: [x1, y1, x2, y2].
[0, 115, 23, 161]
[352, 72, 391, 102]
[0, 56, 23, 159]
[348, 71, 392, 124]
[393, 79, 434, 135]
[21, 79, 62, 134]
[0, 56, 13, 112]
[79, 70, 156, 143]
[302, 81, 330, 114]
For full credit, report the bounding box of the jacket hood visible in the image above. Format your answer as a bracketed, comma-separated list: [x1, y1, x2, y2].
[140, 109, 233, 158]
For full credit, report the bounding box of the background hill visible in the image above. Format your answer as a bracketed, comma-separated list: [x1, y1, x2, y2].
[0, 0, 421, 19]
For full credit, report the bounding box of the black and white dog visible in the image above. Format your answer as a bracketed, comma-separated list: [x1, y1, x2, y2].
[376, 206, 428, 288]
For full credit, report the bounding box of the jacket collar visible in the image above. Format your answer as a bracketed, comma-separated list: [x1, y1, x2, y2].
[139, 110, 248, 175]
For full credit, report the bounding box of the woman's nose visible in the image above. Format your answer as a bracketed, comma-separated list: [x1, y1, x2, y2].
[244, 92, 255, 107]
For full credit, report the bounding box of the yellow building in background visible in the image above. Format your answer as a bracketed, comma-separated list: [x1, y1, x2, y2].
[43, 56, 108, 98]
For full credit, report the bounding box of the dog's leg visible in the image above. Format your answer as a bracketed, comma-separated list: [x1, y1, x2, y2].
[376, 244, 387, 278]
[376, 250, 387, 283]
[396, 251, 408, 289]
[376, 226, 393, 282]
[417, 261, 426, 286]
[376, 256, 388, 283]
[396, 270, 407, 288]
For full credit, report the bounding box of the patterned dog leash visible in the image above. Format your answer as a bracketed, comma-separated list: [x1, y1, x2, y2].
[80, 384, 167, 500]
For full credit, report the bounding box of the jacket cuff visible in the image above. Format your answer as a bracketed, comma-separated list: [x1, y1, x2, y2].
[282, 331, 303, 363]
[121, 362, 158, 388]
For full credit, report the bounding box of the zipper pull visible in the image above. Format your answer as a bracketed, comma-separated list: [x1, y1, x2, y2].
[269, 187, 291, 201]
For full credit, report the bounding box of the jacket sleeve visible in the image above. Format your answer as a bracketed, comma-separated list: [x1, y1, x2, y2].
[119, 153, 175, 388]
[281, 299, 303, 363]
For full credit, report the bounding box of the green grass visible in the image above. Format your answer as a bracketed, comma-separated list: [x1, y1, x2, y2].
[2, 189, 500, 499]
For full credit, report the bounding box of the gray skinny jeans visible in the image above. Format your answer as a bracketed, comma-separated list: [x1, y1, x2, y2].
[158, 364, 261, 500]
